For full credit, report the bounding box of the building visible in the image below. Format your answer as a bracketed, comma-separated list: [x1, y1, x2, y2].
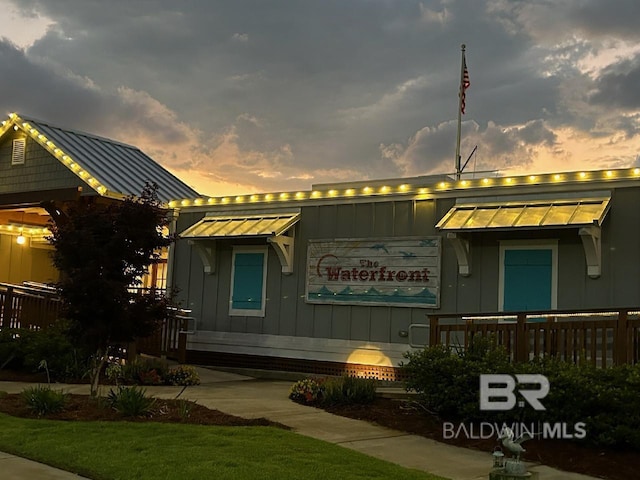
[169, 168, 639, 378]
[0, 113, 198, 287]
[2, 112, 638, 377]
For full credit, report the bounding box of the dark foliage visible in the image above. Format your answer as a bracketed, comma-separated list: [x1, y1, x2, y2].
[48, 183, 173, 353]
[402, 337, 640, 450]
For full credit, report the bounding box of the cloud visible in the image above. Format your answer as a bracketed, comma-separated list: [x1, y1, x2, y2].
[231, 33, 249, 43]
[380, 119, 559, 176]
[588, 56, 640, 110]
[1, 0, 640, 197]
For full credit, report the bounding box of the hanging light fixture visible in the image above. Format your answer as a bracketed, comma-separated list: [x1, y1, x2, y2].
[15, 211, 26, 245]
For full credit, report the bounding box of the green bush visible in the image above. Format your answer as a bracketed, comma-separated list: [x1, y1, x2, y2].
[322, 376, 377, 406]
[21, 385, 67, 416]
[165, 365, 200, 386]
[0, 325, 90, 382]
[0, 329, 26, 370]
[402, 338, 640, 450]
[402, 336, 513, 421]
[107, 385, 156, 417]
[177, 398, 196, 419]
[289, 376, 377, 406]
[121, 357, 168, 385]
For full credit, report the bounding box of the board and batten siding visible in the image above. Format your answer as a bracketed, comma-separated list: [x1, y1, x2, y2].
[171, 199, 444, 346]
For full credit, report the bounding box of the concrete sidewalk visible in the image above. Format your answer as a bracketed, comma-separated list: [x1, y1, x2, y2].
[0, 367, 599, 480]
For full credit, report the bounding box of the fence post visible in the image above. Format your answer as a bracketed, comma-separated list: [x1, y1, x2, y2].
[1, 287, 14, 328]
[127, 341, 137, 363]
[177, 316, 188, 363]
[515, 313, 527, 363]
[615, 310, 629, 365]
[429, 315, 438, 346]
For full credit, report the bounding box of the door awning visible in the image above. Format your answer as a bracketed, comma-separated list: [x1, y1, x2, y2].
[436, 195, 611, 279]
[180, 211, 300, 239]
[436, 196, 611, 231]
[179, 210, 300, 275]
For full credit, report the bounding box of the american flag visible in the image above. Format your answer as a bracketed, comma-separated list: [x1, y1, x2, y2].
[460, 55, 470, 114]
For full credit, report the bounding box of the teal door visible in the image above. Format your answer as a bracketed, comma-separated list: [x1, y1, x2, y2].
[503, 249, 552, 311]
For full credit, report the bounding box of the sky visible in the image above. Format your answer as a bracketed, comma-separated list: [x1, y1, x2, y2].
[1, 0, 640, 197]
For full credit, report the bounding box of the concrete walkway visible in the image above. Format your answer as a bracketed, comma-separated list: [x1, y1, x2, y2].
[0, 367, 600, 480]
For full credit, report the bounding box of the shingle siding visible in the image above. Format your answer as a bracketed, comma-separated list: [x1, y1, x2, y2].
[0, 132, 84, 195]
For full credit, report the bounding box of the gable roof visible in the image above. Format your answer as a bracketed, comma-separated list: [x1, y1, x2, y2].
[0, 112, 200, 204]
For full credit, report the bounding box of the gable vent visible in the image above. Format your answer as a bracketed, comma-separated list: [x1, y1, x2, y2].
[12, 138, 26, 165]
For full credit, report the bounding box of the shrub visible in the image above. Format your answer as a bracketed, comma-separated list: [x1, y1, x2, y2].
[105, 362, 124, 384]
[121, 357, 168, 385]
[165, 365, 200, 386]
[21, 385, 67, 416]
[107, 385, 156, 417]
[321, 376, 377, 406]
[402, 336, 513, 421]
[177, 398, 196, 419]
[289, 378, 323, 404]
[1, 324, 90, 382]
[289, 376, 378, 406]
[402, 339, 640, 450]
[0, 328, 27, 370]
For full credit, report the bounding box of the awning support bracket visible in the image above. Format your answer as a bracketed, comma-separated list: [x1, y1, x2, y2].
[268, 229, 295, 275]
[188, 239, 216, 274]
[579, 225, 601, 279]
[447, 232, 471, 276]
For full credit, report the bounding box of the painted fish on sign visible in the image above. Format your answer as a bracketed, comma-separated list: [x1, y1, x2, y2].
[306, 237, 441, 308]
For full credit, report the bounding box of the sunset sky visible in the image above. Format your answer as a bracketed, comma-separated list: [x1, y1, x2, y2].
[1, 1, 639, 197]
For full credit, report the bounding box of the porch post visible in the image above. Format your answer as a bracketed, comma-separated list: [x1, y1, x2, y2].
[1, 287, 14, 329]
[429, 315, 439, 346]
[614, 310, 629, 365]
[515, 312, 527, 363]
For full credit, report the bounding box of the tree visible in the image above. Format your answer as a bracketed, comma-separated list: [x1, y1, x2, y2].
[49, 183, 174, 395]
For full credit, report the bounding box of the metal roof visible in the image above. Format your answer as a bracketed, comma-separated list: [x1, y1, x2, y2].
[436, 196, 611, 231]
[180, 211, 301, 239]
[3, 113, 200, 204]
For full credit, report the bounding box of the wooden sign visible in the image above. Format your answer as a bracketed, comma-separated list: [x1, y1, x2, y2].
[306, 237, 441, 308]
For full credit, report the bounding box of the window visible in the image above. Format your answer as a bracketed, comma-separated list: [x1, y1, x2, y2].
[229, 247, 268, 317]
[12, 138, 26, 165]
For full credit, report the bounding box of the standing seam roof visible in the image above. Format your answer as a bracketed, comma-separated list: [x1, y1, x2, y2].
[8, 114, 200, 204]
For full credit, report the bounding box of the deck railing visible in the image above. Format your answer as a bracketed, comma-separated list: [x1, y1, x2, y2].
[422, 308, 640, 367]
[0, 282, 62, 330]
[0, 283, 188, 362]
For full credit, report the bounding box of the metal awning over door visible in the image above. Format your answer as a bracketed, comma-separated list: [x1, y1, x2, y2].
[436, 195, 611, 278]
[179, 210, 300, 275]
[436, 197, 610, 231]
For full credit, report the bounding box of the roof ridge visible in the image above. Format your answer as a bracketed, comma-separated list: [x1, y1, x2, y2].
[18, 114, 138, 150]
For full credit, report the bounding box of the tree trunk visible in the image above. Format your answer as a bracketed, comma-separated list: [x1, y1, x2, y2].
[90, 347, 108, 397]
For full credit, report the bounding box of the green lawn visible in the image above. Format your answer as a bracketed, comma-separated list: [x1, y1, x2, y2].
[0, 414, 448, 480]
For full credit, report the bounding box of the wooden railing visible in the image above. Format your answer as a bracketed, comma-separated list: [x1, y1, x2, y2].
[0, 282, 189, 363]
[0, 283, 62, 330]
[131, 307, 193, 363]
[424, 308, 640, 367]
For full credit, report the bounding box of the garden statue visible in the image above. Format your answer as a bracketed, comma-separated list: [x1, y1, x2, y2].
[489, 427, 538, 479]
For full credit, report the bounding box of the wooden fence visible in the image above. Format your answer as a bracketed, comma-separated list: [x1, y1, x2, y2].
[424, 308, 640, 367]
[134, 307, 193, 363]
[0, 282, 189, 362]
[0, 283, 62, 330]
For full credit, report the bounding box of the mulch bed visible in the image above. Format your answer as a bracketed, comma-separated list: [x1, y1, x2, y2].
[0, 392, 286, 427]
[324, 398, 639, 480]
[1, 370, 637, 480]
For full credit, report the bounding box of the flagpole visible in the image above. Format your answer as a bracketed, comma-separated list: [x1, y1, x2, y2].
[455, 44, 466, 180]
